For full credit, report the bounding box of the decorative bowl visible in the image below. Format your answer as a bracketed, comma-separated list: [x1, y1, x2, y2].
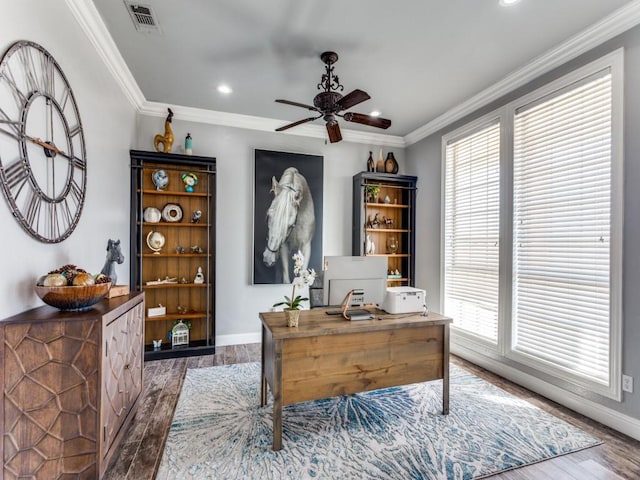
[35, 282, 112, 311]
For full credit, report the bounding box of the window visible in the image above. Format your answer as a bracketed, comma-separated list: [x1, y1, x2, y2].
[509, 62, 622, 397]
[443, 119, 501, 343]
[442, 50, 623, 399]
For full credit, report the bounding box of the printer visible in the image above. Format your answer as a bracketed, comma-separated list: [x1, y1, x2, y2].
[382, 287, 426, 314]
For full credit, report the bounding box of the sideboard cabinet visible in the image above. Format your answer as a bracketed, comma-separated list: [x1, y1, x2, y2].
[352, 172, 418, 286]
[130, 150, 216, 360]
[0, 292, 144, 479]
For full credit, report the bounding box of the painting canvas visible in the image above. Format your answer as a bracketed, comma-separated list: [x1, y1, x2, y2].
[253, 149, 323, 284]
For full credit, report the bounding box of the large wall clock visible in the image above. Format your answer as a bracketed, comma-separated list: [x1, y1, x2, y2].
[0, 40, 86, 243]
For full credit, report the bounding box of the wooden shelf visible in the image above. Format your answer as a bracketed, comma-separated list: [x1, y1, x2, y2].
[143, 283, 210, 289]
[387, 277, 409, 282]
[141, 253, 210, 258]
[367, 253, 411, 258]
[365, 228, 410, 233]
[140, 189, 210, 198]
[365, 202, 409, 209]
[140, 221, 210, 228]
[145, 312, 207, 322]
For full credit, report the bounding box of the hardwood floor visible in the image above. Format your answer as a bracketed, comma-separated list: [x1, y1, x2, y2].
[103, 345, 640, 479]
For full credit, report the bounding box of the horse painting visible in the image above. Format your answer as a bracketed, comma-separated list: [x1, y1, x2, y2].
[263, 167, 315, 283]
[100, 239, 125, 285]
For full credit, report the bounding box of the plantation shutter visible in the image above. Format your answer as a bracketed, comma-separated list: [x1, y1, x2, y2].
[512, 70, 612, 384]
[444, 121, 500, 342]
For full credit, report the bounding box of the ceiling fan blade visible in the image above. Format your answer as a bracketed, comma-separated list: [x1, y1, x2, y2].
[326, 121, 342, 143]
[343, 112, 392, 129]
[275, 99, 318, 111]
[336, 89, 370, 110]
[275, 116, 319, 132]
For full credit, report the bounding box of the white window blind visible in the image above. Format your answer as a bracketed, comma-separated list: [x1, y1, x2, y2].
[512, 70, 612, 385]
[444, 121, 500, 342]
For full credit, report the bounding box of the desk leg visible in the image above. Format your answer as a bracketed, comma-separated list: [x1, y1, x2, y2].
[261, 325, 267, 407]
[443, 323, 450, 415]
[272, 339, 283, 450]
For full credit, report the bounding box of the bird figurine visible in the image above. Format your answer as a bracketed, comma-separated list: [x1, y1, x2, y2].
[365, 234, 376, 255]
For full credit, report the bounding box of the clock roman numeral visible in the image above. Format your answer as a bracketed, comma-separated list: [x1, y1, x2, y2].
[3, 70, 28, 110]
[70, 155, 86, 172]
[24, 187, 42, 228]
[60, 197, 73, 227]
[0, 107, 23, 139]
[16, 45, 40, 94]
[68, 124, 82, 138]
[58, 85, 70, 111]
[2, 159, 29, 195]
[41, 52, 55, 97]
[69, 178, 84, 204]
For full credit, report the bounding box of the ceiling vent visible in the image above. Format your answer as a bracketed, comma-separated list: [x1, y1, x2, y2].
[125, 2, 162, 34]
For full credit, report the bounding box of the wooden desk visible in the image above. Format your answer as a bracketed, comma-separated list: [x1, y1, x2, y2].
[259, 308, 452, 450]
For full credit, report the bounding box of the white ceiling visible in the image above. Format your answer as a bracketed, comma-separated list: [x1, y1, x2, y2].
[92, 0, 634, 140]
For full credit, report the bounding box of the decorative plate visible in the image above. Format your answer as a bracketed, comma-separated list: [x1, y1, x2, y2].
[162, 203, 183, 222]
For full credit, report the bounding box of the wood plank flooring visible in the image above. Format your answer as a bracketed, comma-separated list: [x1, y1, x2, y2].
[103, 344, 640, 479]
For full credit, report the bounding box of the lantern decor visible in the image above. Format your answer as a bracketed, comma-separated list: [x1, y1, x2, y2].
[172, 320, 189, 348]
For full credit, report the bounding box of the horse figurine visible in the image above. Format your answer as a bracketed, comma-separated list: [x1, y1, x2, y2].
[100, 239, 125, 286]
[154, 108, 174, 153]
[263, 167, 315, 283]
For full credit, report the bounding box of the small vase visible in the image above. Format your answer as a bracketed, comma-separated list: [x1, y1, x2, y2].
[376, 149, 385, 173]
[385, 152, 399, 174]
[285, 309, 300, 327]
[367, 151, 375, 172]
[387, 236, 399, 254]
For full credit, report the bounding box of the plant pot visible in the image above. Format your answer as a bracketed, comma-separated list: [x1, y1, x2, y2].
[285, 309, 300, 327]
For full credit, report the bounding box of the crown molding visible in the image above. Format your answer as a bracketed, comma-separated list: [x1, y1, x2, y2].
[141, 101, 406, 147]
[404, 1, 640, 146]
[65, 0, 144, 108]
[67, 0, 404, 147]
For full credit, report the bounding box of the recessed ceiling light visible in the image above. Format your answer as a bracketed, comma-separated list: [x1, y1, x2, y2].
[370, 110, 381, 117]
[217, 84, 232, 94]
[499, 0, 520, 5]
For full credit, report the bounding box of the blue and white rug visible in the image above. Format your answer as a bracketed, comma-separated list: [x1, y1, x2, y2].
[156, 362, 600, 479]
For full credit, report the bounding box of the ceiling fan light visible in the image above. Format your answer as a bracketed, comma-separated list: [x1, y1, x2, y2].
[217, 84, 232, 94]
[370, 110, 381, 117]
[499, 0, 520, 6]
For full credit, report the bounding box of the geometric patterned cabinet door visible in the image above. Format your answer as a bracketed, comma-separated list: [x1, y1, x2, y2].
[102, 302, 144, 463]
[0, 293, 144, 480]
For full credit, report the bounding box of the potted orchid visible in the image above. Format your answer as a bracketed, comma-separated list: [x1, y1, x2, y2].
[273, 251, 317, 327]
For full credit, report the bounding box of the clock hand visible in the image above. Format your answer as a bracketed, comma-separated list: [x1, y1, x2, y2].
[24, 135, 63, 155]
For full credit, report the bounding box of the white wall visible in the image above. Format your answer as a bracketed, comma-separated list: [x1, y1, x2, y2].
[135, 115, 406, 344]
[0, 1, 137, 319]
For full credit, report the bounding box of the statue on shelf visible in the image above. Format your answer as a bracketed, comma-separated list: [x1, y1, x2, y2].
[99, 238, 124, 286]
[194, 266, 205, 284]
[365, 235, 375, 255]
[366, 213, 380, 229]
[153, 108, 174, 153]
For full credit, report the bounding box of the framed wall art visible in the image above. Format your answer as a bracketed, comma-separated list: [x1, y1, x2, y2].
[253, 149, 323, 284]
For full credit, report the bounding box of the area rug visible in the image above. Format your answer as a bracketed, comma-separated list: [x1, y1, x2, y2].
[156, 362, 601, 480]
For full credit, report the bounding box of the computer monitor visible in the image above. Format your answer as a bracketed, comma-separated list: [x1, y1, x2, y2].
[322, 256, 388, 308]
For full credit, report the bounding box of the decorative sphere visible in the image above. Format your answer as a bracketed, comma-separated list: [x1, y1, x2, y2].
[43, 273, 67, 287]
[72, 272, 96, 286]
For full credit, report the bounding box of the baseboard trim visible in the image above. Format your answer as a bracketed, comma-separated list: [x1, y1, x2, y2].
[216, 332, 261, 347]
[452, 344, 640, 441]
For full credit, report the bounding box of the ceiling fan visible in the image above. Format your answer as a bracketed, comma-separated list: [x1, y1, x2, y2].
[275, 51, 392, 143]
